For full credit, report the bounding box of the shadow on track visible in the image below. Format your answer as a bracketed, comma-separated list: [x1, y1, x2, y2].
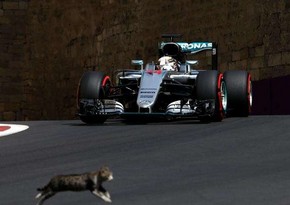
[64, 117, 218, 127]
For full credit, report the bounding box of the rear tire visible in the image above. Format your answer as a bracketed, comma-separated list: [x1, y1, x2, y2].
[223, 70, 252, 117]
[77, 71, 111, 124]
[196, 70, 227, 122]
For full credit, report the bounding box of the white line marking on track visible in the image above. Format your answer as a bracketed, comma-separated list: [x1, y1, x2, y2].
[0, 124, 29, 137]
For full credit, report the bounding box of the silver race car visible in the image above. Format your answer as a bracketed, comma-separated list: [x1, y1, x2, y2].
[77, 34, 252, 124]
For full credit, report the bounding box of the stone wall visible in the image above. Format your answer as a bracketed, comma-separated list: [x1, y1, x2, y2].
[0, 0, 28, 120]
[0, 0, 290, 120]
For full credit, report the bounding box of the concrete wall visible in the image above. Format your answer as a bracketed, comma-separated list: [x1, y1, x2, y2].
[0, 0, 290, 120]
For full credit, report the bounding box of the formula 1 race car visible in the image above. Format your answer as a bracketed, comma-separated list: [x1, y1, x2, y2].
[77, 34, 252, 124]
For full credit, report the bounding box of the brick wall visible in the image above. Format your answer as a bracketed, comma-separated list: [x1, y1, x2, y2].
[0, 0, 290, 120]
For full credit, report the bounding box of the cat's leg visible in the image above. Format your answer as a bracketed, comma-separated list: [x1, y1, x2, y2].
[91, 189, 112, 203]
[36, 192, 55, 205]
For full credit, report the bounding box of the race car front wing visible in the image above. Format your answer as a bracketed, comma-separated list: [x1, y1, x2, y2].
[78, 98, 216, 119]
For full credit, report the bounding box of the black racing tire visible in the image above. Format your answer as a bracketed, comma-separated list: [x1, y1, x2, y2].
[78, 71, 110, 99]
[223, 70, 252, 117]
[196, 70, 227, 122]
[77, 71, 111, 124]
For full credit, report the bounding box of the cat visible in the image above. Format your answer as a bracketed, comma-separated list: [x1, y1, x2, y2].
[35, 166, 113, 205]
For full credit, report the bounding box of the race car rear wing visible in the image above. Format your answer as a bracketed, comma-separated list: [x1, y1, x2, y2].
[159, 35, 218, 70]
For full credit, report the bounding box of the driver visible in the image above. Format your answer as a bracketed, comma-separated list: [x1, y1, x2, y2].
[157, 56, 179, 71]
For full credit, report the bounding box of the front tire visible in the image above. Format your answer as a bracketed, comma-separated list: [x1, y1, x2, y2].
[196, 70, 227, 122]
[77, 71, 111, 124]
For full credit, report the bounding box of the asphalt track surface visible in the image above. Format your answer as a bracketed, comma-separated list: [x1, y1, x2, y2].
[1, 116, 290, 205]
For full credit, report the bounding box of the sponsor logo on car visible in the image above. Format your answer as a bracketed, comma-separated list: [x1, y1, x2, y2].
[178, 42, 213, 52]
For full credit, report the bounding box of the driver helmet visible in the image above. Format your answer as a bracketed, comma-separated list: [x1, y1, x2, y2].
[158, 56, 178, 71]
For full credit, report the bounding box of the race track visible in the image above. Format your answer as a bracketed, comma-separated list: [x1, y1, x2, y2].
[1, 116, 290, 205]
